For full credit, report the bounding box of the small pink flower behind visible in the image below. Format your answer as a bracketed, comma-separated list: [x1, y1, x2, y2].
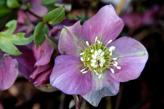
[50, 5, 148, 106]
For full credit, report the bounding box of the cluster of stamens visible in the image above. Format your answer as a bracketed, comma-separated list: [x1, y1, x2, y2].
[80, 37, 121, 79]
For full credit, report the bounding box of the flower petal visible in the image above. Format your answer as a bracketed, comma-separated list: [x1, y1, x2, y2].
[110, 36, 148, 82]
[58, 22, 86, 56]
[82, 5, 124, 44]
[31, 65, 52, 86]
[33, 40, 54, 66]
[50, 55, 92, 95]
[0, 55, 19, 90]
[16, 46, 35, 78]
[17, 10, 26, 24]
[82, 73, 119, 107]
[30, 0, 48, 17]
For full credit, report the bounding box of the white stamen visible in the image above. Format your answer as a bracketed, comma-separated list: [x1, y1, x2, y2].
[92, 54, 97, 59]
[86, 41, 90, 46]
[109, 46, 116, 52]
[82, 70, 88, 74]
[112, 57, 118, 61]
[91, 49, 94, 53]
[116, 66, 121, 70]
[91, 59, 96, 63]
[97, 49, 102, 54]
[98, 74, 103, 79]
[113, 61, 118, 67]
[80, 57, 84, 61]
[94, 70, 98, 73]
[80, 52, 84, 55]
[110, 68, 115, 74]
[97, 40, 101, 44]
[106, 40, 112, 46]
[80, 68, 86, 72]
[91, 63, 97, 68]
[95, 37, 98, 42]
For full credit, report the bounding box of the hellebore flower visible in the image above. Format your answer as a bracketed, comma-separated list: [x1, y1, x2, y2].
[0, 53, 19, 90]
[18, 0, 48, 24]
[17, 40, 54, 87]
[17, 0, 48, 34]
[122, 5, 159, 30]
[50, 5, 148, 106]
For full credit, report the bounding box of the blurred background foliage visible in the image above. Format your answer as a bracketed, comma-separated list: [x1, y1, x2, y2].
[0, 0, 164, 109]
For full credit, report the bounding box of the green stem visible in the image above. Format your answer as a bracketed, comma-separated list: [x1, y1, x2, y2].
[73, 95, 81, 109]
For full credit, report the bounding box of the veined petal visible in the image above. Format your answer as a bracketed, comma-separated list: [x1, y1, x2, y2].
[50, 55, 92, 95]
[59, 22, 86, 56]
[82, 5, 124, 44]
[33, 40, 54, 66]
[0, 55, 19, 90]
[82, 73, 119, 107]
[31, 65, 52, 86]
[110, 36, 148, 82]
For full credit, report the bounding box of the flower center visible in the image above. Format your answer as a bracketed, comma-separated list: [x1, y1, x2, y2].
[80, 37, 121, 79]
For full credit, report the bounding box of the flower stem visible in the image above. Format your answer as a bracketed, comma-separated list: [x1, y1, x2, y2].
[115, 85, 123, 109]
[73, 95, 81, 109]
[27, 10, 42, 19]
[26, 10, 53, 28]
[116, 0, 126, 14]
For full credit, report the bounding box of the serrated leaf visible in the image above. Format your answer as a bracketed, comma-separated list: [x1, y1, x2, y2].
[33, 22, 48, 46]
[5, 20, 17, 34]
[43, 7, 65, 25]
[7, 0, 20, 8]
[11, 33, 33, 45]
[0, 36, 21, 56]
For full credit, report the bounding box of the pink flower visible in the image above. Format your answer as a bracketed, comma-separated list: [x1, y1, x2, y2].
[17, 40, 54, 87]
[0, 53, 19, 90]
[50, 5, 148, 106]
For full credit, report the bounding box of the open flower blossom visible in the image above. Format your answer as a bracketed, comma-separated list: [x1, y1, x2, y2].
[50, 5, 148, 106]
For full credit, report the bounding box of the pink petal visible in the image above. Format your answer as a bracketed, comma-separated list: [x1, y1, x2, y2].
[59, 22, 86, 56]
[0, 55, 19, 90]
[82, 5, 124, 44]
[122, 13, 142, 30]
[50, 55, 92, 95]
[82, 73, 119, 106]
[30, 0, 48, 17]
[33, 40, 54, 66]
[17, 10, 26, 24]
[16, 46, 35, 79]
[110, 36, 148, 82]
[31, 65, 52, 86]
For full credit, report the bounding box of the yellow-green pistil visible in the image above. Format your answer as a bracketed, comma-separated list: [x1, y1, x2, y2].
[80, 40, 113, 74]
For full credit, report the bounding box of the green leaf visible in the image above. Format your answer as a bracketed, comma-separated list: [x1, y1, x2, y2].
[0, 0, 6, 6]
[0, 36, 21, 56]
[33, 22, 48, 46]
[0, 20, 33, 56]
[0, 7, 11, 17]
[43, 7, 65, 25]
[7, 0, 20, 8]
[42, 0, 55, 5]
[5, 20, 17, 34]
[11, 33, 33, 45]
